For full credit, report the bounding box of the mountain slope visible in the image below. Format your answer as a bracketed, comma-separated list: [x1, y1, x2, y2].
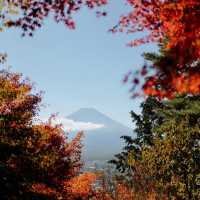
[67, 108, 133, 161]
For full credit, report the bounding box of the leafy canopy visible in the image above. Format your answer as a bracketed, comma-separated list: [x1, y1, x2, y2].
[111, 96, 200, 199]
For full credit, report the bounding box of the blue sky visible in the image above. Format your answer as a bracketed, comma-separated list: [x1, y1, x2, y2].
[0, 0, 157, 127]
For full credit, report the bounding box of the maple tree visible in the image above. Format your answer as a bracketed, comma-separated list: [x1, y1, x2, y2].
[124, 44, 200, 99]
[116, 0, 200, 55]
[118, 0, 200, 98]
[0, 69, 104, 199]
[1, 0, 108, 35]
[125, 46, 200, 99]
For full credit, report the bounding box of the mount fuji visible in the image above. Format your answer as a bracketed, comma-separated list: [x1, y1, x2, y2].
[67, 108, 133, 161]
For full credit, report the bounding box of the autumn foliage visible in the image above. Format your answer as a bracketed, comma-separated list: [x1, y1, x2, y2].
[0, 69, 103, 199]
[115, 0, 200, 98]
[117, 1, 200, 53]
[2, 0, 108, 35]
[63, 172, 97, 199]
[1, 0, 200, 199]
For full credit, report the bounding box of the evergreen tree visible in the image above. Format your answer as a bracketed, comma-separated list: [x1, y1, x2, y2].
[111, 95, 200, 199]
[110, 97, 163, 194]
[142, 95, 200, 199]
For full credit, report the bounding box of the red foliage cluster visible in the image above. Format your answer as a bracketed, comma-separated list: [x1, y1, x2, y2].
[118, 0, 200, 98]
[6, 0, 108, 35]
[117, 0, 200, 59]
[0, 69, 100, 199]
[63, 172, 97, 199]
[143, 71, 200, 99]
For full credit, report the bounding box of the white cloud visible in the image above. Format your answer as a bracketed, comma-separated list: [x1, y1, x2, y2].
[42, 117, 104, 131]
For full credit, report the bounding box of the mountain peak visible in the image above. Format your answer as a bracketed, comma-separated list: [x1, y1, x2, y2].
[67, 108, 133, 160]
[76, 107, 99, 113]
[67, 107, 115, 125]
